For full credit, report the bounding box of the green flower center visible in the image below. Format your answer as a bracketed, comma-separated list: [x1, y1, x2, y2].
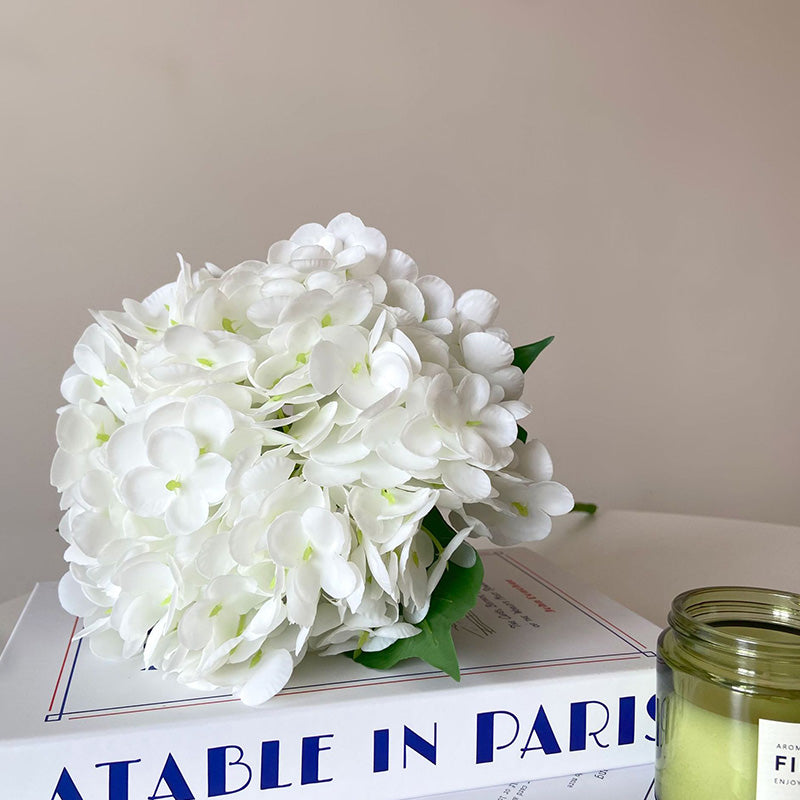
[512, 501, 529, 517]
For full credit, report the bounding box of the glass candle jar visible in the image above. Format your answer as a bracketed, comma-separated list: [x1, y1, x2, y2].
[656, 587, 800, 800]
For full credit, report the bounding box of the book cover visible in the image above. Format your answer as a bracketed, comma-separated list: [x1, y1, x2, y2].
[0, 548, 658, 800]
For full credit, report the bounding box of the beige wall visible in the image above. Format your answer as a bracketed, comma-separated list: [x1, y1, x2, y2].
[1, 1, 798, 603]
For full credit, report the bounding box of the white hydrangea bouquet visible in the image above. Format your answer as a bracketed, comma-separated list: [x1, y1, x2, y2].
[51, 213, 574, 706]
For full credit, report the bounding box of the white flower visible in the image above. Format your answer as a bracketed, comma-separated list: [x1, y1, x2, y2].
[108, 397, 236, 536]
[268, 508, 360, 628]
[52, 212, 573, 706]
[63, 324, 135, 418]
[464, 440, 574, 546]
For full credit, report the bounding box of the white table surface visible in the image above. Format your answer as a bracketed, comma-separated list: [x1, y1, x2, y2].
[3, 509, 798, 652]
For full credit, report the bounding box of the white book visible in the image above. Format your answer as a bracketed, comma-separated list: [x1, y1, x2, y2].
[0, 548, 658, 800]
[411, 764, 655, 800]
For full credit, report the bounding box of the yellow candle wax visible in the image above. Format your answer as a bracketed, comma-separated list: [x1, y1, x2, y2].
[657, 693, 757, 799]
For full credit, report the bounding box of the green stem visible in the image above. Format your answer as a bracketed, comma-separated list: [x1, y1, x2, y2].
[571, 502, 598, 515]
[421, 526, 445, 555]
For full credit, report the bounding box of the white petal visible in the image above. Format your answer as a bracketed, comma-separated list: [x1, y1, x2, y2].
[247, 598, 286, 639]
[333, 243, 366, 270]
[267, 511, 307, 567]
[331, 282, 373, 326]
[493, 365, 525, 400]
[305, 508, 347, 554]
[50, 449, 84, 492]
[380, 249, 418, 282]
[478, 405, 518, 449]
[146, 427, 199, 476]
[229, 518, 264, 566]
[487, 506, 553, 546]
[120, 467, 172, 517]
[280, 288, 331, 325]
[461, 331, 514, 373]
[78, 469, 115, 508]
[165, 488, 209, 536]
[71, 511, 117, 557]
[290, 222, 329, 246]
[441, 462, 492, 501]
[56, 406, 97, 453]
[310, 432, 370, 466]
[58, 571, 97, 617]
[239, 649, 294, 707]
[72, 342, 107, 382]
[376, 442, 438, 473]
[426, 525, 473, 595]
[286, 567, 320, 627]
[309, 340, 347, 396]
[118, 595, 162, 644]
[384, 280, 425, 321]
[402, 416, 442, 457]
[370, 344, 412, 393]
[516, 439, 553, 482]
[361, 622, 420, 652]
[185, 396, 235, 450]
[178, 601, 219, 650]
[89, 628, 126, 661]
[289, 402, 339, 450]
[107, 423, 148, 477]
[290, 244, 336, 273]
[416, 275, 454, 319]
[320, 557, 358, 599]
[189, 454, 231, 503]
[391, 329, 422, 373]
[61, 365, 101, 404]
[532, 481, 574, 516]
[457, 373, 492, 418]
[141, 401, 186, 438]
[163, 324, 208, 358]
[456, 289, 500, 327]
[237, 453, 294, 495]
[358, 454, 412, 489]
[458, 428, 495, 467]
[248, 296, 289, 328]
[363, 540, 394, 596]
[501, 400, 532, 421]
[303, 459, 361, 486]
[117, 560, 173, 595]
[328, 213, 387, 267]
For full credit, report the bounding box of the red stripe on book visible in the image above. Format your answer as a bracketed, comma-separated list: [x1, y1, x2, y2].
[65, 654, 642, 721]
[49, 616, 80, 712]
[504, 555, 650, 650]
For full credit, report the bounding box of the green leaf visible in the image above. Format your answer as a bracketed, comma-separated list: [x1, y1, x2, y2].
[513, 336, 554, 373]
[517, 424, 528, 443]
[571, 502, 598, 515]
[351, 547, 484, 681]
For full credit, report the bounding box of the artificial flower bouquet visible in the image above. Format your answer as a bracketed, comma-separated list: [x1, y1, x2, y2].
[51, 213, 573, 706]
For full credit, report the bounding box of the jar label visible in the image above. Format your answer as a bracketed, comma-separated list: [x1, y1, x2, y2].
[757, 720, 800, 799]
